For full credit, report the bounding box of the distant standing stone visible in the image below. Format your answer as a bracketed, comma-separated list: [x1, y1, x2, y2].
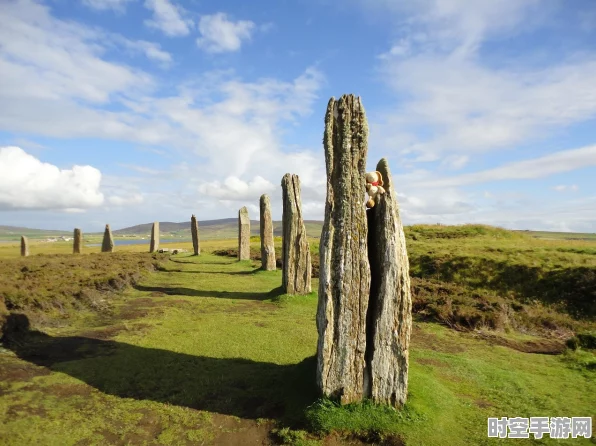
[73, 228, 82, 254]
[238, 206, 250, 261]
[150, 222, 159, 253]
[101, 224, 114, 253]
[260, 194, 276, 271]
[281, 173, 311, 294]
[20, 236, 29, 257]
[191, 214, 201, 255]
[316, 95, 370, 405]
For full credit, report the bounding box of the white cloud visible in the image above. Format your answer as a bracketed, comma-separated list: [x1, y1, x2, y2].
[118, 164, 164, 175]
[0, 147, 104, 210]
[144, 0, 192, 37]
[108, 193, 144, 206]
[0, 1, 321, 221]
[410, 144, 596, 188]
[196, 13, 256, 53]
[0, 1, 154, 105]
[552, 184, 579, 192]
[82, 0, 134, 13]
[119, 39, 173, 66]
[369, 0, 596, 163]
[198, 176, 275, 200]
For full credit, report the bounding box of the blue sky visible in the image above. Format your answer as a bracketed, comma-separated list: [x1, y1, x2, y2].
[1, 0, 595, 232]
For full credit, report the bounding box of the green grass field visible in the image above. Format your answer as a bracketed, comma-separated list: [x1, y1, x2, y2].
[0, 226, 595, 445]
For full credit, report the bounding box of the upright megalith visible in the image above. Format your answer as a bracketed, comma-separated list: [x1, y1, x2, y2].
[238, 206, 250, 261]
[281, 174, 312, 295]
[316, 95, 413, 408]
[365, 158, 412, 407]
[73, 228, 82, 254]
[316, 95, 371, 404]
[191, 215, 201, 255]
[20, 236, 29, 257]
[101, 224, 114, 253]
[150, 222, 159, 253]
[260, 195, 276, 271]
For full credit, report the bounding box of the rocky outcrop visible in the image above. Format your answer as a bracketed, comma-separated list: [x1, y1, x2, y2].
[238, 207, 250, 261]
[316, 95, 371, 404]
[101, 224, 114, 253]
[281, 174, 312, 295]
[191, 214, 200, 255]
[365, 158, 412, 407]
[150, 222, 159, 253]
[73, 228, 82, 254]
[260, 195, 276, 271]
[20, 236, 29, 257]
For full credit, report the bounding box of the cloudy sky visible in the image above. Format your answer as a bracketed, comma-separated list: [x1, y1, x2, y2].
[1, 0, 595, 232]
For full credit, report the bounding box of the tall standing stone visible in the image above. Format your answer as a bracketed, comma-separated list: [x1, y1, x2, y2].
[238, 207, 250, 261]
[73, 228, 82, 254]
[20, 236, 29, 257]
[366, 158, 412, 407]
[149, 222, 159, 253]
[260, 195, 276, 271]
[316, 95, 371, 404]
[281, 174, 311, 295]
[101, 224, 114, 253]
[191, 214, 200, 255]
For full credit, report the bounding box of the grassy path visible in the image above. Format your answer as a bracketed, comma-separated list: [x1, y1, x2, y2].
[0, 250, 595, 445]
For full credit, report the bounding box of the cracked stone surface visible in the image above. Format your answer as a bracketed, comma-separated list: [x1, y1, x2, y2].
[365, 158, 412, 407]
[238, 207, 250, 261]
[281, 173, 311, 295]
[316, 95, 371, 404]
[260, 194, 276, 271]
[316, 95, 412, 408]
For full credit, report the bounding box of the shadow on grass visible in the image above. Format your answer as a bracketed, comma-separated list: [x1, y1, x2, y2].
[169, 259, 241, 266]
[158, 269, 264, 275]
[134, 284, 285, 301]
[3, 314, 318, 426]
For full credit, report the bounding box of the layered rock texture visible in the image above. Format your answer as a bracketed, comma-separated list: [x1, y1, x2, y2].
[316, 95, 412, 408]
[365, 158, 412, 407]
[316, 95, 371, 404]
[73, 228, 82, 254]
[281, 174, 312, 295]
[260, 194, 276, 271]
[150, 222, 159, 253]
[238, 207, 250, 261]
[191, 214, 201, 255]
[101, 224, 114, 253]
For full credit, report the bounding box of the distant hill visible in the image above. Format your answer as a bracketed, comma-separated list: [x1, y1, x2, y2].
[0, 225, 70, 240]
[4, 221, 594, 243]
[113, 219, 325, 240]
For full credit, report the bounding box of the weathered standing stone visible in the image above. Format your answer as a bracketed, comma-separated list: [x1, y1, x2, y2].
[281, 174, 312, 295]
[73, 228, 82, 254]
[101, 224, 114, 253]
[316, 95, 371, 404]
[150, 222, 159, 253]
[365, 158, 412, 407]
[20, 236, 29, 257]
[260, 195, 276, 271]
[191, 214, 201, 255]
[238, 207, 250, 260]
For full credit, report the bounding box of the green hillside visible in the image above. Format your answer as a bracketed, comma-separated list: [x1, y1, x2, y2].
[3, 221, 595, 244]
